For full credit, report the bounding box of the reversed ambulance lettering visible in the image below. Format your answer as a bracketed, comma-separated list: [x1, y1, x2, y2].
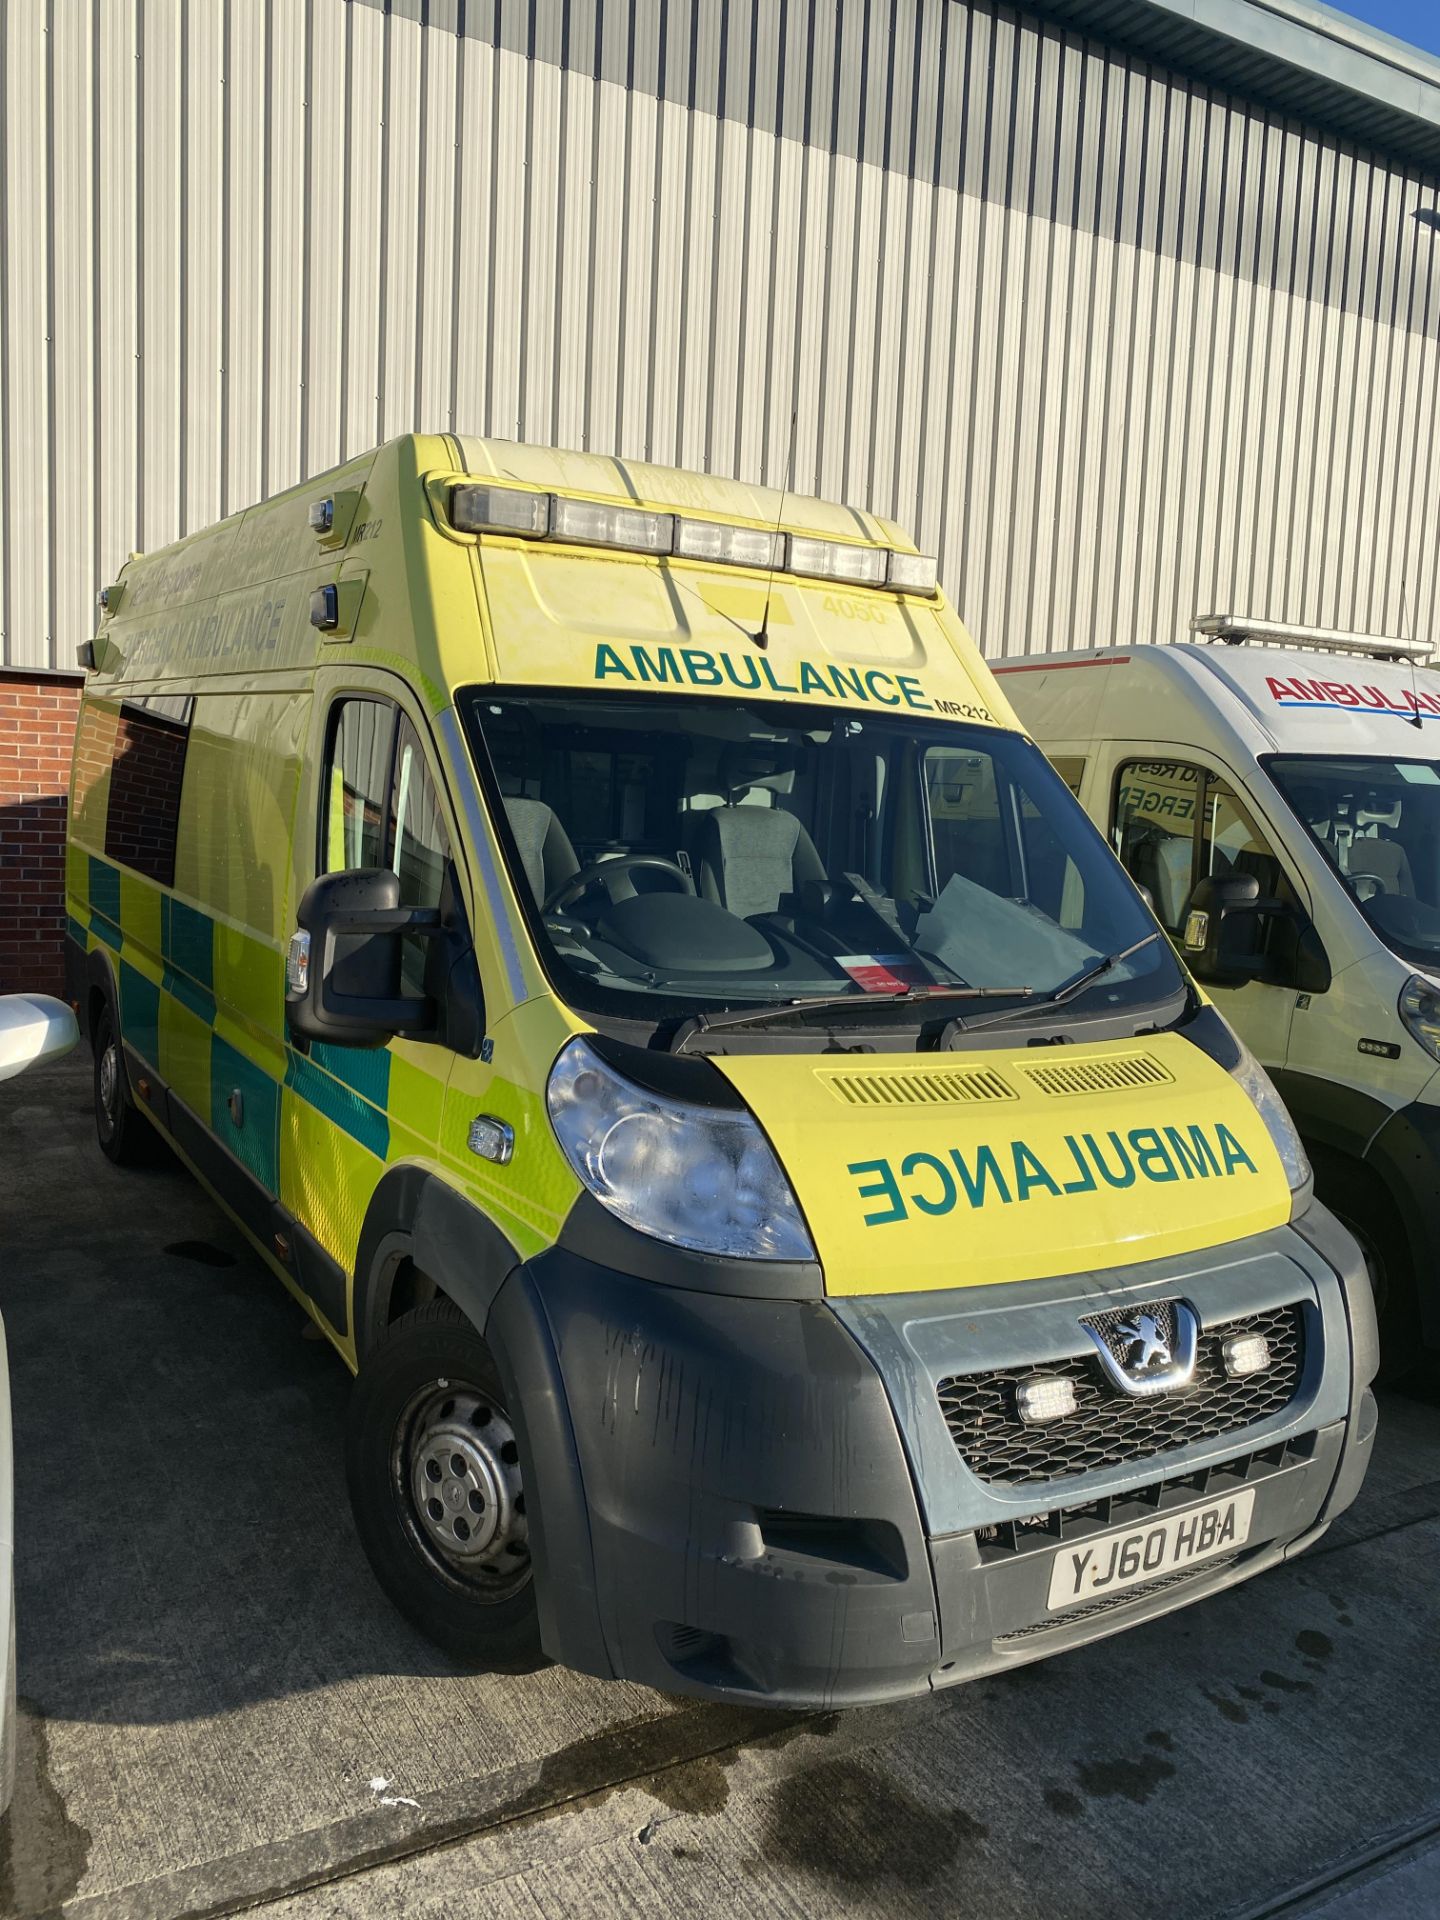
[848, 1122, 1258, 1225]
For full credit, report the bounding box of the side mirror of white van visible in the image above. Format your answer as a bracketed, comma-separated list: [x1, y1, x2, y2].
[1183, 874, 1329, 995]
[285, 868, 441, 1050]
[1183, 873, 1265, 988]
[0, 993, 79, 1083]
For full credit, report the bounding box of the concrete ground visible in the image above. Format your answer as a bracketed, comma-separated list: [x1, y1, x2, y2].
[1, 1053, 1438, 1920]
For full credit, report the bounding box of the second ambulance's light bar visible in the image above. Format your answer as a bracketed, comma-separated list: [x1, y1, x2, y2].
[1193, 613, 1432, 663]
[449, 482, 938, 597]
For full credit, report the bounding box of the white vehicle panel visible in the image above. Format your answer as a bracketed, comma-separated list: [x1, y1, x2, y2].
[0, 994, 79, 1084]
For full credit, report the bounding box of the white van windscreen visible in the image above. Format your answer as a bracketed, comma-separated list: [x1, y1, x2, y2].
[1267, 755, 1440, 966]
[463, 691, 1182, 1029]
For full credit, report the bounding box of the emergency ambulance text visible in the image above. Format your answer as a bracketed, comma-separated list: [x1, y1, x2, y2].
[848, 1121, 1258, 1225]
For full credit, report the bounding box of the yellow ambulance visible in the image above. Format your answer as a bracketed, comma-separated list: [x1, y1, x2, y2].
[66, 435, 1376, 1706]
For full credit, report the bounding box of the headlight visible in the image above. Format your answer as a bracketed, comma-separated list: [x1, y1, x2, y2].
[546, 1038, 816, 1261]
[1229, 1040, 1309, 1193]
[1400, 975, 1440, 1063]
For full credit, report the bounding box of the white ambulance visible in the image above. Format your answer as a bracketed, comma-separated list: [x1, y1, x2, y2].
[999, 618, 1440, 1366]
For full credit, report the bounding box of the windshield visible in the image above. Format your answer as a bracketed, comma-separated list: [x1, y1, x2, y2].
[1267, 754, 1440, 968]
[461, 691, 1183, 1030]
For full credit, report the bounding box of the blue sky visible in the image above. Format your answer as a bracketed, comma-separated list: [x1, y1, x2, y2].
[1329, 0, 1440, 59]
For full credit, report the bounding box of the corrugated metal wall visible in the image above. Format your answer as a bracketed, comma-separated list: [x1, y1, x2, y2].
[3, 0, 1440, 676]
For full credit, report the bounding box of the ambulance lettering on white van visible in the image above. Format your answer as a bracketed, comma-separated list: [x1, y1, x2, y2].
[1265, 674, 1440, 721]
[1000, 627, 1440, 1369]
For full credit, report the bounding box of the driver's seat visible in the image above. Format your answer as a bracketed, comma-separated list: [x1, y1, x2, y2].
[504, 797, 579, 907]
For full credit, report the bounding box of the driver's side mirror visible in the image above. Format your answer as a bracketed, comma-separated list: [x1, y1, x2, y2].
[1183, 873, 1260, 987]
[1183, 873, 1330, 994]
[286, 868, 440, 1049]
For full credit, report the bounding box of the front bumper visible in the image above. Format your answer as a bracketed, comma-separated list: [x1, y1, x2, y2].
[488, 1207, 1378, 1709]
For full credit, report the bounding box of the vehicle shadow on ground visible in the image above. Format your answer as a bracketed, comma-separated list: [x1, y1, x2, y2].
[0, 1057, 547, 1730]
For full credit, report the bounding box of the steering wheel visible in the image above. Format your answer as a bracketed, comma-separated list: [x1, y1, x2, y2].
[544, 854, 695, 917]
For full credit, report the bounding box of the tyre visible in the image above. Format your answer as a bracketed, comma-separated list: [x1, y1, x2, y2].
[346, 1302, 545, 1670]
[1312, 1149, 1420, 1384]
[92, 1003, 160, 1167]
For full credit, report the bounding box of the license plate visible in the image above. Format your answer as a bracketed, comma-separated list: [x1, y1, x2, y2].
[1046, 1487, 1255, 1612]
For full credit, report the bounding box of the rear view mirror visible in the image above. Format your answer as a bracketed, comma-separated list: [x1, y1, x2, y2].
[1183, 874, 1260, 987]
[1183, 874, 1330, 994]
[285, 868, 440, 1049]
[0, 994, 79, 1083]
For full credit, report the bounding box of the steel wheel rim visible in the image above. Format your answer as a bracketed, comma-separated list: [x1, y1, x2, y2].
[392, 1377, 531, 1601]
[98, 1041, 120, 1138]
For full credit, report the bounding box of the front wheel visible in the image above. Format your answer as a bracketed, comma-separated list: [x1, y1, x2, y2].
[93, 1004, 159, 1167]
[345, 1302, 545, 1670]
[1313, 1149, 1420, 1384]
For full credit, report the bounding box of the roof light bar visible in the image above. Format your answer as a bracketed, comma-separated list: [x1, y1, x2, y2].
[787, 535, 889, 588]
[1192, 613, 1432, 664]
[550, 495, 674, 553]
[673, 517, 784, 570]
[886, 550, 939, 595]
[446, 481, 939, 597]
[451, 483, 553, 537]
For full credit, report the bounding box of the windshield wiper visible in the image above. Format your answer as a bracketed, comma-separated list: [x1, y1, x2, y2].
[670, 983, 1035, 1051]
[960, 932, 1163, 1034]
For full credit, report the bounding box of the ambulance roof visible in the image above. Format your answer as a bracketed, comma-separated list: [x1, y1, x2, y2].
[998, 642, 1440, 759]
[91, 436, 1011, 731]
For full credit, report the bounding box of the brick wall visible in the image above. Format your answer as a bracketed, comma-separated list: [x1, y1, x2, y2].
[0, 672, 84, 997]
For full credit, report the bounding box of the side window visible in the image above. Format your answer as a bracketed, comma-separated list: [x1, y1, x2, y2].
[391, 716, 451, 910]
[1116, 761, 1294, 939]
[1201, 781, 1286, 901]
[1049, 755, 1086, 798]
[1113, 760, 1203, 933]
[320, 700, 455, 999]
[926, 750, 1008, 896]
[391, 717, 453, 995]
[322, 699, 391, 873]
[104, 694, 194, 886]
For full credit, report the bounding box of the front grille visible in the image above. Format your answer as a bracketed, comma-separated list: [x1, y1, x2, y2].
[973, 1432, 1313, 1561]
[995, 1557, 1242, 1642]
[937, 1303, 1305, 1486]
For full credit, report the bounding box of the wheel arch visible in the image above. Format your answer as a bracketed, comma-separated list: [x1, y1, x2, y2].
[79, 945, 121, 1054]
[352, 1164, 523, 1364]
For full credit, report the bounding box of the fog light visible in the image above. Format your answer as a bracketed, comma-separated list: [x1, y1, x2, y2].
[1222, 1331, 1270, 1378]
[1015, 1374, 1077, 1426]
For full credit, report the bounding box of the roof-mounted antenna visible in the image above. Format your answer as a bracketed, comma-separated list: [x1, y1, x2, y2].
[753, 410, 798, 651]
[1401, 580, 1423, 730]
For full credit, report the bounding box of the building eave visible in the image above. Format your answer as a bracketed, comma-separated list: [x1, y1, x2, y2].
[1026, 0, 1440, 177]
